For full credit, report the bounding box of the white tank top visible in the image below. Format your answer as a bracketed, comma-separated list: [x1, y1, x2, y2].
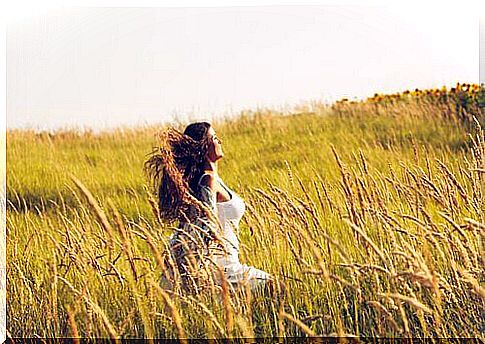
[215, 176, 246, 267]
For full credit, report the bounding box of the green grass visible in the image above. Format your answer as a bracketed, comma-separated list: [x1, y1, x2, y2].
[6, 95, 485, 339]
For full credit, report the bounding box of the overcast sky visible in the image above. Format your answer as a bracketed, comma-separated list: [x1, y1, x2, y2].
[7, 5, 479, 131]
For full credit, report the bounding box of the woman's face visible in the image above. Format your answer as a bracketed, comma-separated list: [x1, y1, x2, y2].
[206, 126, 224, 162]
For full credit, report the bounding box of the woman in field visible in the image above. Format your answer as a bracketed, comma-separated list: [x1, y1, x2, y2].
[145, 122, 278, 295]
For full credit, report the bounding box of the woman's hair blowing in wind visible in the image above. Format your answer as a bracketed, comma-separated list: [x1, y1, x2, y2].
[144, 122, 212, 223]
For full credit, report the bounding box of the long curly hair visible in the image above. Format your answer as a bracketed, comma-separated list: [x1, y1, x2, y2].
[144, 122, 213, 224]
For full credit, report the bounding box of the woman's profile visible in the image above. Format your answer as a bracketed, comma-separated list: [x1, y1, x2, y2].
[145, 122, 277, 295]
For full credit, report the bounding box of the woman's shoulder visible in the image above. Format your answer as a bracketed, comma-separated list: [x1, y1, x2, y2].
[196, 172, 218, 209]
[198, 171, 216, 190]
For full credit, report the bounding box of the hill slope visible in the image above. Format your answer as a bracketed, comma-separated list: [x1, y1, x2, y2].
[7, 85, 485, 338]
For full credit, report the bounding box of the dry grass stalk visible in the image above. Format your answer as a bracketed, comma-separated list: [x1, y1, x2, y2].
[464, 217, 485, 231]
[458, 269, 485, 300]
[358, 149, 369, 175]
[317, 175, 336, 214]
[329, 273, 361, 294]
[298, 224, 329, 279]
[255, 188, 284, 217]
[116, 309, 136, 337]
[312, 178, 328, 215]
[186, 295, 226, 337]
[378, 292, 433, 314]
[290, 182, 350, 264]
[66, 305, 80, 344]
[108, 200, 139, 281]
[438, 211, 468, 242]
[235, 315, 255, 339]
[284, 160, 294, 187]
[453, 235, 474, 271]
[160, 288, 226, 337]
[280, 311, 317, 336]
[70, 174, 115, 253]
[344, 219, 387, 264]
[331, 146, 361, 223]
[138, 226, 171, 276]
[242, 279, 253, 329]
[395, 271, 435, 289]
[436, 159, 469, 203]
[144, 185, 164, 226]
[217, 266, 234, 335]
[150, 280, 187, 342]
[58, 276, 120, 341]
[49, 253, 58, 323]
[366, 301, 401, 333]
[5, 329, 13, 342]
[282, 231, 311, 268]
[312, 228, 350, 264]
[397, 302, 410, 335]
[339, 263, 391, 275]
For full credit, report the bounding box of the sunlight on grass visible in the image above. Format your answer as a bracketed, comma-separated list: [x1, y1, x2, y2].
[6, 84, 485, 339]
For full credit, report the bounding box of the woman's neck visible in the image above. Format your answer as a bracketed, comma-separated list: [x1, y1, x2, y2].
[203, 160, 218, 176]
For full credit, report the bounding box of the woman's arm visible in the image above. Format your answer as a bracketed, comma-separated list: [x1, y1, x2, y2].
[197, 174, 225, 254]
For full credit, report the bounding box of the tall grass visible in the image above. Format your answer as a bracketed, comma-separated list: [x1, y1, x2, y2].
[6, 88, 484, 339]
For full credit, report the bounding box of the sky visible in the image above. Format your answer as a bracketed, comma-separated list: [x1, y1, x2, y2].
[6, 5, 480, 131]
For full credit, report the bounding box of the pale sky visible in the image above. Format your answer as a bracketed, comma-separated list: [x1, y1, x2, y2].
[6, 5, 479, 131]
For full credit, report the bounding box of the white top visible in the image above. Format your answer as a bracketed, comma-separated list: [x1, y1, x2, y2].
[213, 176, 270, 285]
[214, 176, 245, 268]
[166, 174, 269, 289]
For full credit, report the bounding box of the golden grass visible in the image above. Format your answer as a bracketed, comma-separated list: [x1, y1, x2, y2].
[6, 86, 485, 339]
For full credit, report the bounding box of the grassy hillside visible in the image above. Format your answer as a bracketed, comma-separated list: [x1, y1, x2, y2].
[6, 84, 485, 339]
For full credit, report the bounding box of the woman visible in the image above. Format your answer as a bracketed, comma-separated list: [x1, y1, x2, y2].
[145, 122, 272, 294]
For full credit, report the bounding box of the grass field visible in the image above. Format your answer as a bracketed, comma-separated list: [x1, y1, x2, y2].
[6, 84, 485, 339]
